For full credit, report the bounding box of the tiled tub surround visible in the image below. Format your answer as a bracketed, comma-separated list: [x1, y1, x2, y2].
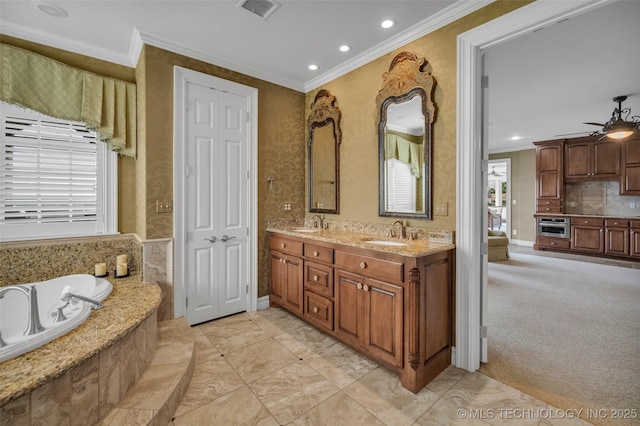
[0, 234, 142, 286]
[0, 277, 161, 425]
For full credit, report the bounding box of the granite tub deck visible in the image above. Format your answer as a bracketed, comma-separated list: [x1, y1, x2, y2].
[267, 227, 456, 257]
[0, 276, 162, 424]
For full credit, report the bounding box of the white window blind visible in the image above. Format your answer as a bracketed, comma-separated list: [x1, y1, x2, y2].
[385, 158, 416, 212]
[1, 103, 117, 241]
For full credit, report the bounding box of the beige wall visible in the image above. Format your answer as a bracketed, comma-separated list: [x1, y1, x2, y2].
[304, 1, 531, 231]
[490, 150, 537, 242]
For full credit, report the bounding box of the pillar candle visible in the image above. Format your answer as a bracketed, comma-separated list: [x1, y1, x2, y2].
[116, 254, 128, 264]
[117, 263, 128, 277]
[95, 263, 107, 276]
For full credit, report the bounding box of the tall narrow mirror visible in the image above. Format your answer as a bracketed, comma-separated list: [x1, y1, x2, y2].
[376, 52, 435, 219]
[308, 90, 341, 213]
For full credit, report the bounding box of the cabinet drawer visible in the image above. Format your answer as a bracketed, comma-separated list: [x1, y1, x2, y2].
[304, 261, 333, 298]
[270, 235, 303, 256]
[605, 219, 629, 228]
[304, 243, 333, 264]
[537, 199, 561, 206]
[334, 251, 403, 283]
[632, 220, 640, 229]
[537, 205, 562, 213]
[304, 292, 333, 332]
[537, 236, 570, 249]
[573, 218, 604, 227]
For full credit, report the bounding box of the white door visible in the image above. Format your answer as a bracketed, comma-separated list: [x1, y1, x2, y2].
[480, 53, 489, 363]
[185, 82, 249, 325]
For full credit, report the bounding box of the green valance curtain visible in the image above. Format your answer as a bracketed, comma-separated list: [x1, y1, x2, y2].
[384, 129, 423, 177]
[0, 43, 136, 157]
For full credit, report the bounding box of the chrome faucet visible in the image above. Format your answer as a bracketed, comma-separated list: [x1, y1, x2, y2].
[311, 214, 324, 229]
[0, 285, 45, 337]
[61, 292, 103, 310]
[390, 220, 405, 239]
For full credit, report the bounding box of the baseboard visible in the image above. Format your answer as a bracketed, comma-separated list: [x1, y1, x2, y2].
[257, 296, 270, 310]
[451, 346, 456, 365]
[510, 239, 534, 247]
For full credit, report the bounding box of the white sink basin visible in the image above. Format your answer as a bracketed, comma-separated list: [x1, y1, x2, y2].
[363, 240, 408, 247]
[291, 228, 319, 233]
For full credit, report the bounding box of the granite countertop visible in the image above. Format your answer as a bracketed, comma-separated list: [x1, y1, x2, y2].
[0, 276, 161, 406]
[268, 227, 455, 258]
[534, 213, 640, 220]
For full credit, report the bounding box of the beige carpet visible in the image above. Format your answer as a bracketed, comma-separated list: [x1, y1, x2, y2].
[480, 252, 640, 425]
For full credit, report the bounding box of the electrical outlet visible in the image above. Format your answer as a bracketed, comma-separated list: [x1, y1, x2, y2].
[512, 199, 517, 205]
[512, 229, 517, 236]
[283, 203, 291, 211]
[156, 200, 173, 213]
[434, 202, 448, 216]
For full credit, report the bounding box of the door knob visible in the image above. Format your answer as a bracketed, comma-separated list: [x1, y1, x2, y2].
[221, 235, 236, 242]
[204, 236, 217, 243]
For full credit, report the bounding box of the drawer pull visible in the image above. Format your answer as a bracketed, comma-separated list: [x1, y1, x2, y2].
[545, 208, 550, 211]
[313, 275, 319, 281]
[359, 262, 367, 269]
[550, 242, 556, 245]
[281, 243, 286, 248]
[313, 306, 319, 313]
[357, 282, 363, 290]
[363, 284, 369, 292]
[313, 251, 319, 257]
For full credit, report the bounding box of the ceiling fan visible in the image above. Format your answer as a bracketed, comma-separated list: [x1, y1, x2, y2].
[584, 95, 640, 140]
[488, 166, 504, 177]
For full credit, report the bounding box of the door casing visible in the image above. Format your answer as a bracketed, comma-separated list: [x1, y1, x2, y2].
[173, 66, 258, 319]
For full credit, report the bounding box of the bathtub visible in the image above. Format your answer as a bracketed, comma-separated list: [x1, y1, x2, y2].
[0, 274, 112, 362]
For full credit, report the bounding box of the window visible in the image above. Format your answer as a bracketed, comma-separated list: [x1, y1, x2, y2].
[1, 102, 117, 241]
[385, 158, 417, 212]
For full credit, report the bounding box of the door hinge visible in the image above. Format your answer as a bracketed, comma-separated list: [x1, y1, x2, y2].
[246, 170, 250, 180]
[246, 112, 250, 123]
[481, 242, 488, 255]
[480, 325, 488, 338]
[481, 75, 489, 88]
[186, 297, 189, 308]
[246, 285, 249, 294]
[186, 100, 190, 111]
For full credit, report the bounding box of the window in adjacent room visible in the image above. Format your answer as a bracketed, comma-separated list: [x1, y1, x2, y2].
[0, 102, 117, 241]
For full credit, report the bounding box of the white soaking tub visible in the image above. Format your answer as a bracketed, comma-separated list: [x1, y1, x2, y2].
[0, 274, 112, 362]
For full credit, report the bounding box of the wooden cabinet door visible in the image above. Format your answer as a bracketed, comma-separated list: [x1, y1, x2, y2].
[270, 251, 286, 305]
[592, 141, 620, 178]
[565, 142, 590, 180]
[605, 227, 629, 256]
[621, 137, 640, 195]
[284, 255, 303, 314]
[335, 269, 365, 347]
[630, 222, 640, 258]
[364, 278, 403, 367]
[571, 226, 604, 253]
[536, 144, 563, 199]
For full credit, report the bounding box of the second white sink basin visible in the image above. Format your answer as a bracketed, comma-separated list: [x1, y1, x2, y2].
[363, 240, 408, 247]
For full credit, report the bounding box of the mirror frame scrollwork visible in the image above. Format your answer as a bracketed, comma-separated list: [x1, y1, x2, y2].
[376, 51, 436, 219]
[308, 89, 341, 214]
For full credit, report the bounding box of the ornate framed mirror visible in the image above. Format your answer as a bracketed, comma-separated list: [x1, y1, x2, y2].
[376, 52, 435, 219]
[308, 89, 341, 214]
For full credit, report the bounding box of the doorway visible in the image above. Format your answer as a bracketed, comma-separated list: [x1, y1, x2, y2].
[173, 66, 258, 324]
[487, 159, 510, 236]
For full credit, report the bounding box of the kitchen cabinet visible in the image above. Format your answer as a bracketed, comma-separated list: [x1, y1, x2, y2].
[534, 140, 564, 213]
[565, 138, 620, 181]
[620, 136, 640, 195]
[631, 220, 640, 259]
[571, 217, 604, 253]
[604, 219, 629, 257]
[268, 231, 454, 393]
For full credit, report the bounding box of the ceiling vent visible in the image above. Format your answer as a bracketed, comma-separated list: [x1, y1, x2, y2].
[237, 0, 281, 20]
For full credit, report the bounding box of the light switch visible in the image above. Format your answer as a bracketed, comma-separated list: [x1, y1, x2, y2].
[156, 200, 173, 213]
[434, 202, 448, 216]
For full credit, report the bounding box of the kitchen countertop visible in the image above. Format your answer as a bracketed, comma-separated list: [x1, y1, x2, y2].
[268, 227, 455, 258]
[534, 213, 640, 220]
[0, 276, 161, 406]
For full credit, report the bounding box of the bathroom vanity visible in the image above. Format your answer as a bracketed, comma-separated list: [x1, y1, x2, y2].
[268, 229, 454, 393]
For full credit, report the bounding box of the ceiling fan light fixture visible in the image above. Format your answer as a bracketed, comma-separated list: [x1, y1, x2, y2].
[598, 96, 640, 140]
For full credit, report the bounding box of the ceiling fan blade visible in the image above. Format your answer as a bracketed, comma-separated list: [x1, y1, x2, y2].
[555, 131, 591, 137]
[583, 122, 605, 127]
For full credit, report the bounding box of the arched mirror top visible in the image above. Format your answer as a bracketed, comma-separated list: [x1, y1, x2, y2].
[376, 51, 436, 219]
[308, 89, 341, 214]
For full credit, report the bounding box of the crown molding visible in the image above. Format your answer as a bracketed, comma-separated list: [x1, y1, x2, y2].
[0, 20, 132, 67]
[303, 0, 494, 92]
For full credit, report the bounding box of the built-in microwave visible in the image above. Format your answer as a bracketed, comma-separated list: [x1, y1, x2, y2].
[537, 217, 570, 238]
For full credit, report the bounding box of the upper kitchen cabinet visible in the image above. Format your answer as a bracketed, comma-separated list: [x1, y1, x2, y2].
[565, 137, 620, 181]
[620, 136, 640, 195]
[534, 139, 564, 213]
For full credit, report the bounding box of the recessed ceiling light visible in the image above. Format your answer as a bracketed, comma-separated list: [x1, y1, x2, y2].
[339, 45, 351, 53]
[381, 20, 394, 29]
[308, 64, 318, 71]
[509, 136, 524, 141]
[32, 1, 68, 17]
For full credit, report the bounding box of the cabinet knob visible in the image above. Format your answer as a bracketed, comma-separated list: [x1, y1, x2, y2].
[363, 284, 370, 292]
[357, 282, 363, 290]
[313, 251, 319, 257]
[550, 242, 556, 245]
[281, 243, 286, 248]
[313, 275, 319, 281]
[545, 208, 550, 211]
[359, 262, 367, 269]
[313, 306, 319, 313]
[280, 258, 286, 264]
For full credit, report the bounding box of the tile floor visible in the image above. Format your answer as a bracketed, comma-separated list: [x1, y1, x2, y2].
[170, 308, 593, 425]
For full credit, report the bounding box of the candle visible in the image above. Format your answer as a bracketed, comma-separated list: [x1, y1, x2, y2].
[116, 254, 128, 264]
[95, 263, 107, 276]
[117, 263, 128, 277]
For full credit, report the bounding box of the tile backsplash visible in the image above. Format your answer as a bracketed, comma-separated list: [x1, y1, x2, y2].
[565, 181, 640, 217]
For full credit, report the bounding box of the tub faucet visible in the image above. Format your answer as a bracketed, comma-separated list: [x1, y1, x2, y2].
[0, 285, 45, 336]
[390, 220, 405, 239]
[61, 292, 103, 310]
